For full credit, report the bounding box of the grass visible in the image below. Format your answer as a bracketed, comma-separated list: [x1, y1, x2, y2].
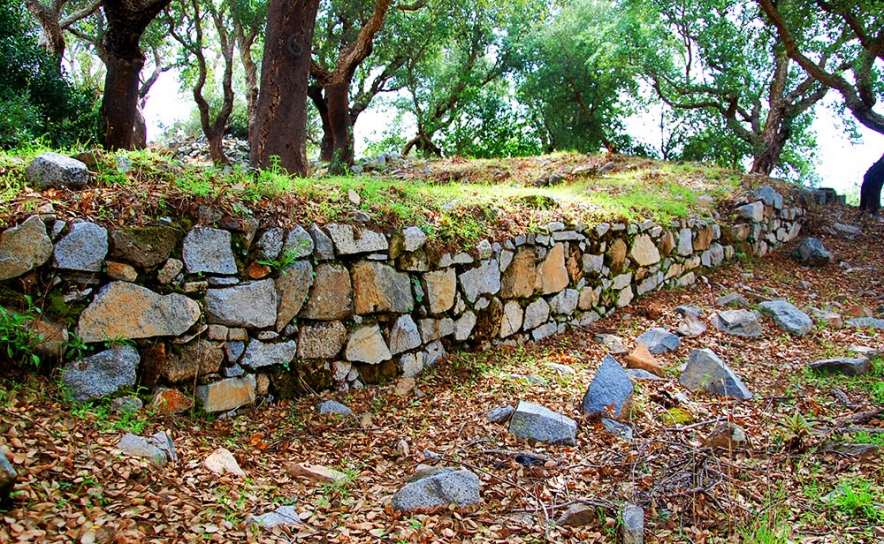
[828, 476, 883, 522]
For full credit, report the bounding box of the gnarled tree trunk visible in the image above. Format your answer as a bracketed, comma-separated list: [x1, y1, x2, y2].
[861, 152, 884, 214]
[250, 0, 320, 175]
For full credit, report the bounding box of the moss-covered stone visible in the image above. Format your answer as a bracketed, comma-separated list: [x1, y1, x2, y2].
[110, 227, 179, 269]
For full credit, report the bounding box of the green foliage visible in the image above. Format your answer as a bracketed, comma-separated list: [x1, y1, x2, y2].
[0, 296, 42, 368]
[829, 477, 883, 522]
[0, 0, 100, 150]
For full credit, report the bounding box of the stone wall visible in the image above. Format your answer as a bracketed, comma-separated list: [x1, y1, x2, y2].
[0, 185, 803, 412]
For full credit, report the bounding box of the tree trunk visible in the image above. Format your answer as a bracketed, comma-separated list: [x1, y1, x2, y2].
[860, 152, 884, 214]
[307, 85, 334, 162]
[133, 105, 147, 149]
[750, 118, 790, 176]
[250, 0, 320, 175]
[326, 81, 353, 174]
[234, 24, 259, 136]
[207, 129, 227, 166]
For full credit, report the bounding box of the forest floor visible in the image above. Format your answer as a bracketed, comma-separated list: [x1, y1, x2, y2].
[1, 156, 883, 543]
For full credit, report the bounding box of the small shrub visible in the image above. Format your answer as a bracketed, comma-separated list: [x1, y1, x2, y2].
[0, 296, 42, 368]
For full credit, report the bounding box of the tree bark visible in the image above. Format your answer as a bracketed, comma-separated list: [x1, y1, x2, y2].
[101, 0, 171, 150]
[307, 85, 334, 162]
[234, 22, 259, 137]
[325, 81, 353, 172]
[250, 0, 320, 175]
[861, 152, 884, 214]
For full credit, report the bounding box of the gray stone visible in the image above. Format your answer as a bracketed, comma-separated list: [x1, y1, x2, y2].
[611, 272, 633, 290]
[711, 309, 763, 337]
[629, 234, 660, 266]
[508, 400, 577, 445]
[0, 451, 16, 506]
[110, 395, 143, 414]
[110, 227, 178, 270]
[593, 334, 628, 355]
[621, 504, 645, 544]
[399, 352, 424, 378]
[701, 243, 724, 267]
[582, 355, 634, 417]
[601, 418, 633, 441]
[735, 201, 764, 222]
[326, 224, 388, 255]
[500, 301, 524, 338]
[62, 346, 139, 402]
[616, 286, 634, 307]
[809, 357, 871, 376]
[256, 227, 284, 260]
[847, 317, 884, 329]
[791, 238, 831, 266]
[636, 272, 663, 296]
[389, 315, 422, 355]
[847, 346, 880, 358]
[162, 339, 223, 383]
[317, 400, 354, 417]
[583, 253, 604, 274]
[0, 216, 54, 280]
[677, 312, 707, 338]
[677, 228, 693, 256]
[391, 469, 481, 511]
[196, 375, 256, 412]
[476, 239, 493, 259]
[625, 368, 667, 381]
[487, 406, 515, 423]
[25, 152, 89, 189]
[298, 321, 347, 359]
[752, 186, 783, 209]
[246, 506, 302, 529]
[423, 340, 446, 366]
[273, 261, 313, 331]
[157, 258, 183, 284]
[78, 282, 200, 343]
[680, 348, 752, 400]
[116, 433, 168, 467]
[635, 328, 681, 355]
[281, 226, 314, 259]
[308, 224, 335, 260]
[454, 312, 477, 341]
[402, 226, 427, 252]
[299, 263, 353, 320]
[346, 325, 392, 364]
[352, 261, 413, 314]
[183, 227, 237, 275]
[758, 300, 813, 336]
[549, 289, 579, 315]
[716, 293, 750, 308]
[459, 259, 501, 303]
[419, 317, 454, 343]
[833, 222, 862, 236]
[532, 322, 558, 341]
[206, 280, 277, 329]
[241, 339, 297, 369]
[522, 299, 550, 330]
[674, 305, 705, 318]
[53, 222, 107, 271]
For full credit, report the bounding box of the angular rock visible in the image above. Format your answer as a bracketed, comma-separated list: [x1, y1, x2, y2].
[625, 368, 667, 381]
[508, 400, 577, 445]
[847, 346, 880, 358]
[537, 243, 569, 294]
[246, 506, 302, 529]
[680, 349, 752, 400]
[273, 260, 313, 331]
[196, 376, 256, 413]
[326, 224, 388, 255]
[182, 227, 237, 275]
[423, 340, 447, 366]
[241, 339, 297, 369]
[578, 286, 600, 311]
[308, 224, 335, 260]
[791, 238, 831, 266]
[753, 186, 783, 209]
[54, 222, 107, 271]
[117, 433, 169, 467]
[206, 280, 277, 329]
[389, 315, 422, 355]
[110, 227, 178, 269]
[391, 469, 481, 511]
[601, 418, 634, 442]
[711, 309, 763, 338]
[399, 352, 424, 378]
[459, 259, 501, 303]
[28, 316, 68, 362]
[499, 301, 524, 338]
[150, 388, 194, 415]
[847, 317, 884, 329]
[0, 451, 17, 507]
[110, 395, 143, 414]
[403, 226, 427, 252]
[735, 201, 763, 222]
[758, 300, 813, 336]
[298, 321, 347, 359]
[157, 258, 183, 284]
[616, 286, 634, 307]
[281, 226, 315, 259]
[286, 462, 349, 485]
[626, 343, 664, 376]
[346, 325, 392, 364]
[352, 261, 413, 314]
[0, 215, 53, 281]
[106, 261, 137, 282]
[419, 317, 454, 343]
[677, 228, 693, 256]
[549, 289, 579, 315]
[532, 322, 559, 342]
[424, 268, 457, 314]
[634, 328, 681, 355]
[704, 422, 748, 449]
[204, 448, 244, 477]
[582, 355, 634, 417]
[557, 504, 598, 527]
[593, 334, 628, 355]
[62, 346, 138, 402]
[25, 152, 89, 189]
[299, 263, 353, 320]
[256, 227, 284, 260]
[809, 357, 871, 376]
[454, 312, 477, 341]
[487, 405, 514, 423]
[608, 238, 628, 271]
[163, 339, 224, 382]
[317, 399, 354, 416]
[621, 504, 645, 544]
[629, 234, 660, 266]
[677, 312, 707, 338]
[522, 298, 550, 331]
[500, 247, 536, 299]
[716, 292, 750, 308]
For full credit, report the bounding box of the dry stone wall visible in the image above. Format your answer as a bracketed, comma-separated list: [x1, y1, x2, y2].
[0, 185, 804, 412]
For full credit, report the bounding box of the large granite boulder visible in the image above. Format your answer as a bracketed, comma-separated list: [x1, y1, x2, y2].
[0, 215, 53, 281]
[25, 152, 89, 189]
[62, 346, 139, 401]
[508, 400, 578, 445]
[582, 355, 634, 417]
[54, 222, 108, 272]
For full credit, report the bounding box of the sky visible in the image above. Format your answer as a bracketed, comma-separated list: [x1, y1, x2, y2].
[143, 71, 881, 199]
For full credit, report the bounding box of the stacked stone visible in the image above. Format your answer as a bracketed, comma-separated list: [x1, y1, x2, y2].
[0, 182, 803, 412]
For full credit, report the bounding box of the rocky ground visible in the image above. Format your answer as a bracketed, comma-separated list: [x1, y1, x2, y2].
[1, 199, 883, 543]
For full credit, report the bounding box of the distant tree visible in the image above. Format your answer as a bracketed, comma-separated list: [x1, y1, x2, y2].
[757, 0, 884, 213]
[249, 0, 320, 174]
[24, 0, 101, 60]
[230, 0, 267, 135]
[100, 0, 172, 150]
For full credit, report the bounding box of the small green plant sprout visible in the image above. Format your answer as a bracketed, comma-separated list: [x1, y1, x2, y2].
[258, 245, 302, 273]
[827, 477, 883, 522]
[778, 411, 817, 451]
[0, 295, 43, 368]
